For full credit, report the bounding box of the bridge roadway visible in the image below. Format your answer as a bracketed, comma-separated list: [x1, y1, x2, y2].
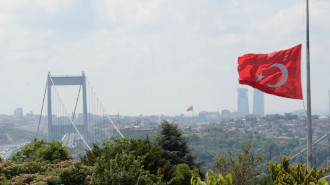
[0, 141, 30, 160]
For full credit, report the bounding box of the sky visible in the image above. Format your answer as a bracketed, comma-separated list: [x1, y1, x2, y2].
[0, 0, 330, 116]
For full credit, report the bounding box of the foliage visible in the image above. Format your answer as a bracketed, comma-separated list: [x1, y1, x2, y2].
[10, 139, 47, 163]
[157, 161, 176, 183]
[156, 120, 196, 168]
[10, 139, 72, 163]
[0, 160, 93, 184]
[191, 170, 232, 185]
[92, 152, 161, 185]
[82, 137, 168, 176]
[59, 162, 91, 185]
[168, 163, 198, 185]
[252, 176, 273, 185]
[35, 141, 73, 163]
[188, 124, 319, 170]
[269, 156, 327, 185]
[80, 143, 102, 166]
[0, 174, 8, 185]
[1, 139, 90, 184]
[0, 160, 44, 180]
[214, 144, 265, 185]
[316, 178, 329, 185]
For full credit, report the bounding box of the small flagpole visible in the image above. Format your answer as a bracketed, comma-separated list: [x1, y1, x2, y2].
[306, 0, 313, 171]
[192, 108, 195, 125]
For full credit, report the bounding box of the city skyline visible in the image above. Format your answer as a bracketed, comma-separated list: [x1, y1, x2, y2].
[0, 0, 330, 116]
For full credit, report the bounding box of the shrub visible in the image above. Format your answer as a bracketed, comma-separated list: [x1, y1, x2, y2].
[269, 156, 327, 184]
[169, 163, 198, 185]
[92, 152, 161, 185]
[191, 170, 232, 185]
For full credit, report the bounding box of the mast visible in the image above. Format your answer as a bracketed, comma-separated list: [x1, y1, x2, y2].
[192, 108, 195, 125]
[306, 0, 313, 171]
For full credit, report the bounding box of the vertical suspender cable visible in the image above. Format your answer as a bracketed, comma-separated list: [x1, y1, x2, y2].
[87, 82, 92, 142]
[72, 85, 81, 143]
[87, 80, 124, 139]
[72, 85, 81, 122]
[36, 80, 48, 139]
[88, 83, 92, 143]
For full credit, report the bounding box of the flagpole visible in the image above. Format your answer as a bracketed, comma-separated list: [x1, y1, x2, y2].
[306, 0, 313, 171]
[192, 109, 195, 125]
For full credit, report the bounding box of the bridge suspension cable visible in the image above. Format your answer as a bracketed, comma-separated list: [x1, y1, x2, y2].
[36, 79, 48, 139]
[291, 131, 330, 160]
[87, 80, 124, 138]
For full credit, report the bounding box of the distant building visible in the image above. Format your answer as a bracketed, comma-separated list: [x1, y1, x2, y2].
[221, 109, 232, 119]
[253, 89, 264, 116]
[14, 108, 23, 118]
[198, 111, 221, 121]
[237, 88, 249, 116]
[0, 122, 14, 128]
[26, 111, 33, 117]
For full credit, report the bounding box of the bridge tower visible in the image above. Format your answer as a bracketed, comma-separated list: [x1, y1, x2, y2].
[47, 72, 88, 143]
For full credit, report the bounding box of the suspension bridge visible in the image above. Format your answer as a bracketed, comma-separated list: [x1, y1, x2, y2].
[35, 72, 123, 151]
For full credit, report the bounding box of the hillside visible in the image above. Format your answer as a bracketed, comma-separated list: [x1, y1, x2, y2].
[0, 127, 35, 144]
[187, 124, 328, 169]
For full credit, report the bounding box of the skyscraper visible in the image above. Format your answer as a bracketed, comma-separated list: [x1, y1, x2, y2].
[253, 89, 264, 116]
[14, 108, 23, 118]
[237, 88, 249, 116]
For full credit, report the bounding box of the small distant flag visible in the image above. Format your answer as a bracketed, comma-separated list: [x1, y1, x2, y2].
[186, 105, 193, 112]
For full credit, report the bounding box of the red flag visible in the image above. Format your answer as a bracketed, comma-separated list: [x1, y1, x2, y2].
[238, 44, 302, 99]
[187, 105, 193, 112]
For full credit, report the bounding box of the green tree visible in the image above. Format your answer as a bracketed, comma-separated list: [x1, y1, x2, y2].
[155, 120, 196, 168]
[35, 141, 72, 163]
[59, 162, 90, 185]
[10, 140, 72, 163]
[169, 163, 198, 185]
[92, 152, 161, 185]
[191, 170, 232, 185]
[81, 137, 167, 176]
[80, 143, 102, 166]
[214, 144, 265, 185]
[269, 156, 327, 184]
[10, 139, 46, 163]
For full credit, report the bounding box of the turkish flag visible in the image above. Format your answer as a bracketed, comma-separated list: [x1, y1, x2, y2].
[187, 105, 193, 112]
[238, 44, 302, 99]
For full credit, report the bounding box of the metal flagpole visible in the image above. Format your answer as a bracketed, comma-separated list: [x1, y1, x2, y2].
[192, 108, 195, 125]
[306, 0, 313, 171]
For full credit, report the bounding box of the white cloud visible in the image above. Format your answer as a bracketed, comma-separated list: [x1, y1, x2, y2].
[32, 0, 75, 14]
[0, 0, 329, 115]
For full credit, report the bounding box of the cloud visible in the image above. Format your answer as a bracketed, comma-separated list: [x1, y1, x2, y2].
[0, 0, 329, 115]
